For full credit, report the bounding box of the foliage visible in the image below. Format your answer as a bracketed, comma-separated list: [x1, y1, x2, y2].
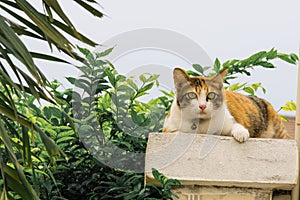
[278, 100, 297, 121]
[51, 45, 177, 199]
[147, 168, 181, 199]
[0, 0, 103, 123]
[70, 46, 171, 172]
[60, 46, 177, 199]
[280, 100, 297, 112]
[0, 47, 178, 199]
[189, 48, 298, 97]
[0, 1, 104, 199]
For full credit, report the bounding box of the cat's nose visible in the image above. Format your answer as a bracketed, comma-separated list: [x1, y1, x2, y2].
[199, 104, 207, 111]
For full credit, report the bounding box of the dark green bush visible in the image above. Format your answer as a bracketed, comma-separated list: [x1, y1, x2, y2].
[34, 47, 177, 199]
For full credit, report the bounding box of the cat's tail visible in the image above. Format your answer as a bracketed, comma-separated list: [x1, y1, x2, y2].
[271, 108, 292, 139]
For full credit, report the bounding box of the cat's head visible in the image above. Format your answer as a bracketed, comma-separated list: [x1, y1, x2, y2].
[173, 68, 227, 119]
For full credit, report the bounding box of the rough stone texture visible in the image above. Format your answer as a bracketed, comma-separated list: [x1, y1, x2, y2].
[145, 132, 298, 190]
[172, 186, 271, 200]
[273, 195, 291, 200]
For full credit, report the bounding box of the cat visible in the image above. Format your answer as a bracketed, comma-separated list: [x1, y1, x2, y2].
[162, 67, 291, 142]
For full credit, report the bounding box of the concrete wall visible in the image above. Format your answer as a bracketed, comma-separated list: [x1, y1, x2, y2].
[172, 186, 272, 200]
[145, 133, 298, 199]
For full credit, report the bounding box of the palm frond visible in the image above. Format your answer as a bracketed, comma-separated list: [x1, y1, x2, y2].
[0, 0, 104, 198]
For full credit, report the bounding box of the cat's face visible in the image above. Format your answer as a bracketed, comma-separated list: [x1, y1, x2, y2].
[173, 68, 227, 119]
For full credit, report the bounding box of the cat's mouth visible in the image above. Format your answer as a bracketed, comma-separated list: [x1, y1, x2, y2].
[199, 110, 207, 115]
[190, 109, 208, 116]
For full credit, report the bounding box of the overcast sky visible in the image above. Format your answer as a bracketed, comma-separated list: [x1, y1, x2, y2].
[30, 0, 300, 116]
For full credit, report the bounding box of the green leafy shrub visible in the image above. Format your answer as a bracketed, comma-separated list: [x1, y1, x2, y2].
[189, 48, 298, 97]
[67, 47, 172, 173]
[147, 168, 181, 199]
[31, 47, 177, 199]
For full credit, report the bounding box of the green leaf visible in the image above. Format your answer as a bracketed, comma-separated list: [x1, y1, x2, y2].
[3, 165, 37, 200]
[66, 77, 76, 84]
[223, 59, 238, 68]
[53, 20, 97, 46]
[281, 100, 296, 111]
[139, 74, 147, 83]
[280, 115, 288, 122]
[138, 82, 154, 94]
[110, 93, 118, 106]
[0, 15, 42, 83]
[43, 106, 62, 119]
[73, 82, 90, 94]
[186, 70, 200, 76]
[78, 125, 94, 135]
[213, 58, 221, 72]
[243, 87, 255, 96]
[226, 83, 247, 91]
[127, 78, 139, 91]
[37, 127, 60, 157]
[0, 123, 39, 200]
[43, 107, 52, 119]
[290, 53, 299, 63]
[74, 0, 104, 18]
[22, 127, 32, 167]
[95, 84, 110, 94]
[116, 74, 126, 83]
[130, 109, 151, 127]
[192, 64, 204, 74]
[43, 0, 76, 33]
[151, 168, 161, 182]
[16, 0, 73, 53]
[77, 46, 91, 57]
[256, 61, 274, 68]
[146, 74, 160, 82]
[78, 65, 93, 76]
[247, 51, 267, 64]
[95, 47, 114, 58]
[56, 136, 75, 144]
[278, 53, 296, 64]
[266, 48, 277, 60]
[30, 51, 70, 63]
[104, 68, 116, 87]
[251, 83, 260, 91]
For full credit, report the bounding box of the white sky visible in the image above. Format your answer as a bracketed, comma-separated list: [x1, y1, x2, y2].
[28, 0, 300, 116]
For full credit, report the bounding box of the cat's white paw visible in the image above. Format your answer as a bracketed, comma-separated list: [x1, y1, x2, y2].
[231, 124, 249, 143]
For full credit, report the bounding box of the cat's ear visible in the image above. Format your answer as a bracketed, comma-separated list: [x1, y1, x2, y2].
[173, 68, 190, 89]
[219, 68, 228, 79]
[212, 68, 228, 88]
[213, 68, 228, 81]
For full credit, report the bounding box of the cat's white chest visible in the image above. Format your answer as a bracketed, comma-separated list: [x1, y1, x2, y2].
[184, 104, 227, 134]
[163, 100, 234, 136]
[196, 118, 218, 134]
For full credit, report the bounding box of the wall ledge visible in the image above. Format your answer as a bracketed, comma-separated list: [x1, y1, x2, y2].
[145, 132, 298, 190]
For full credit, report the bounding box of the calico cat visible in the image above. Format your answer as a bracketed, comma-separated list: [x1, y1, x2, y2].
[162, 68, 291, 142]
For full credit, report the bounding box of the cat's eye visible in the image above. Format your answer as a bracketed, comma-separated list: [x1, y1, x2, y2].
[207, 92, 217, 100]
[186, 92, 197, 99]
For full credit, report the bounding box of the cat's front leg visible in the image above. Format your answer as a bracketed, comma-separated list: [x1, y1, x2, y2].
[231, 123, 249, 142]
